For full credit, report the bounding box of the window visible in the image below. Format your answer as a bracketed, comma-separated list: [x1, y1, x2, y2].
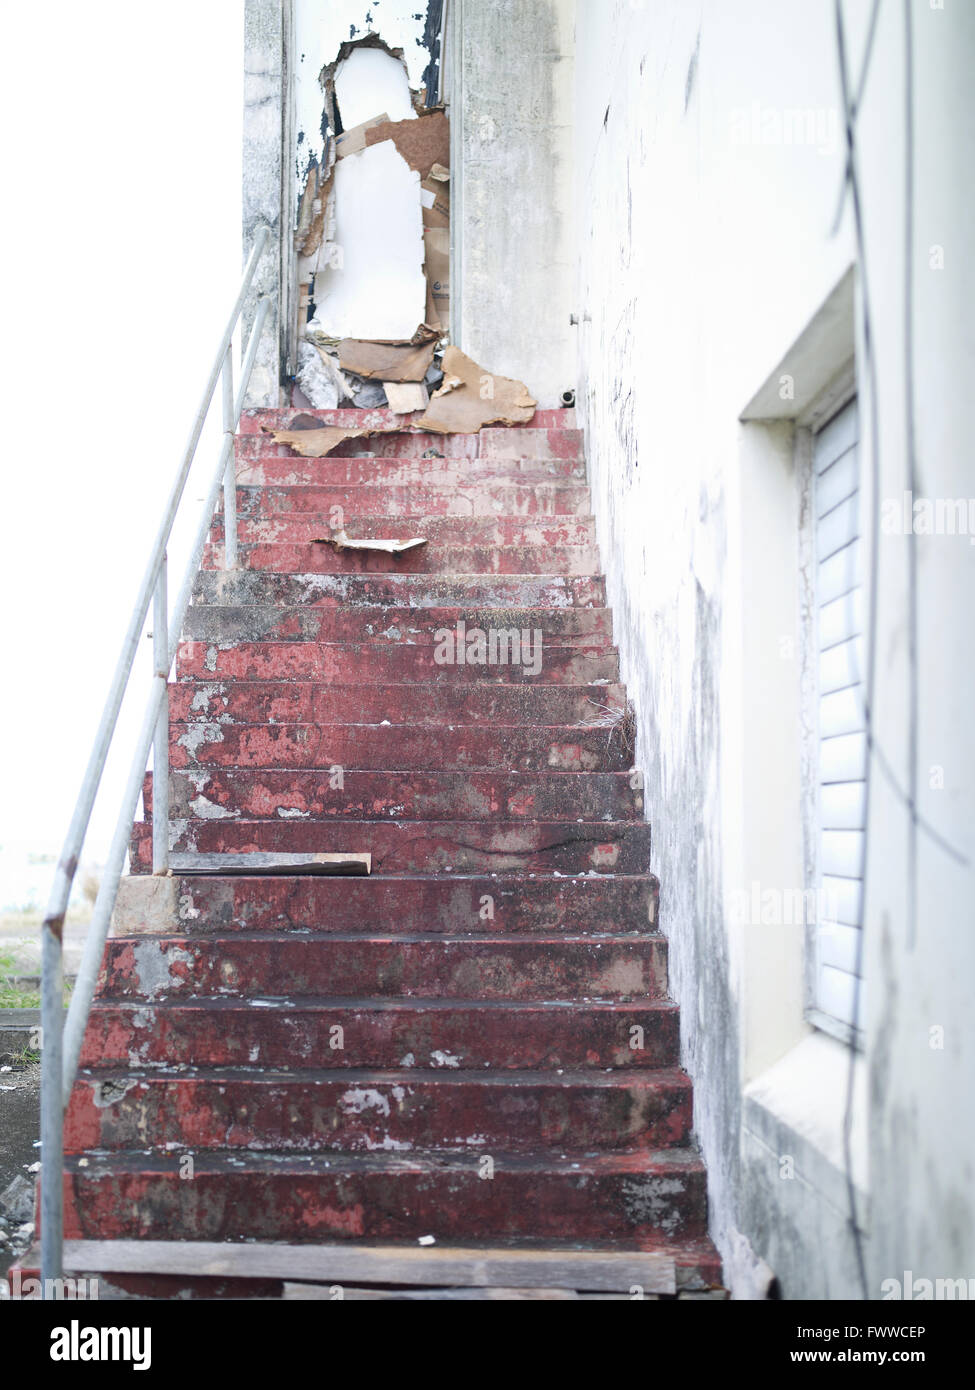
[810, 396, 867, 1037]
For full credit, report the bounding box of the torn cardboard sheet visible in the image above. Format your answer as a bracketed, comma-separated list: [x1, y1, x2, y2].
[364, 109, 449, 180]
[417, 347, 537, 434]
[267, 425, 397, 459]
[336, 112, 390, 158]
[338, 338, 436, 382]
[316, 530, 428, 555]
[424, 227, 450, 333]
[421, 163, 450, 230]
[384, 382, 429, 415]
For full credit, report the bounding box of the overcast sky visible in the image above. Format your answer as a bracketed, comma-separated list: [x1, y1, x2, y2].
[0, 2, 244, 864]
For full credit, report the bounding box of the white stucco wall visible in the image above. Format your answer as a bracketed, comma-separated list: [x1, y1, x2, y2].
[450, 0, 576, 406]
[573, 0, 975, 1299]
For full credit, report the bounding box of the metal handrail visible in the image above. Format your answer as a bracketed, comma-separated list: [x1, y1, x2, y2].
[39, 226, 273, 1292]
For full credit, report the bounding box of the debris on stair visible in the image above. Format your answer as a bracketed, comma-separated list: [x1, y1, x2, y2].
[418, 346, 538, 433]
[315, 530, 428, 556]
[170, 853, 372, 877]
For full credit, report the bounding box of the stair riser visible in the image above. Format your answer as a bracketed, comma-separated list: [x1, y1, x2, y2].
[192, 572, 606, 610]
[234, 485, 591, 520]
[97, 938, 669, 1002]
[175, 641, 619, 686]
[217, 516, 597, 546]
[168, 770, 644, 824]
[236, 424, 583, 462]
[131, 820, 652, 875]
[234, 457, 587, 487]
[203, 542, 601, 576]
[111, 874, 659, 937]
[79, 1003, 676, 1070]
[65, 1074, 692, 1155]
[64, 1165, 708, 1243]
[170, 725, 631, 774]
[182, 607, 612, 647]
[170, 681, 627, 727]
[238, 409, 577, 435]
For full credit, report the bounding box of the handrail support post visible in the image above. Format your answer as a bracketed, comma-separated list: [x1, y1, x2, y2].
[152, 554, 170, 876]
[222, 346, 238, 570]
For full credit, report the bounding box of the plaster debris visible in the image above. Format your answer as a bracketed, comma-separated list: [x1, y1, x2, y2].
[417, 347, 538, 434]
[295, 341, 353, 410]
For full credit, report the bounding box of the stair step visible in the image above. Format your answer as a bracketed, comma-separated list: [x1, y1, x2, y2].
[216, 516, 597, 547]
[170, 680, 627, 727]
[97, 934, 668, 1002]
[80, 997, 676, 1070]
[132, 819, 652, 875]
[175, 640, 618, 686]
[167, 770, 643, 823]
[235, 483, 590, 520]
[66, 1067, 693, 1155]
[112, 873, 659, 937]
[181, 606, 612, 646]
[203, 541, 601, 576]
[238, 407, 578, 435]
[170, 723, 632, 773]
[192, 571, 606, 609]
[234, 456, 587, 487]
[63, 1148, 708, 1244]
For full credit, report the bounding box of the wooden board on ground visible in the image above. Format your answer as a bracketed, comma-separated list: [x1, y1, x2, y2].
[168, 853, 371, 877]
[54, 1240, 677, 1295]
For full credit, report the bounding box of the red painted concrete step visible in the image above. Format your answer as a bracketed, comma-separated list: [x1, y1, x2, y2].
[175, 640, 619, 685]
[237, 407, 578, 435]
[79, 997, 677, 1070]
[203, 541, 601, 576]
[168, 769, 643, 823]
[63, 1148, 708, 1244]
[97, 935, 669, 1002]
[182, 605, 612, 646]
[234, 454, 587, 487]
[192, 570, 606, 609]
[131, 818, 652, 875]
[65, 1067, 693, 1155]
[111, 873, 659, 937]
[234, 482, 591, 519]
[169, 680, 627, 726]
[216, 515, 598, 547]
[170, 723, 632, 774]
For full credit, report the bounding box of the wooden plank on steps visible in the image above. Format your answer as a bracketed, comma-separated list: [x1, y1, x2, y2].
[168, 853, 371, 876]
[54, 1240, 677, 1295]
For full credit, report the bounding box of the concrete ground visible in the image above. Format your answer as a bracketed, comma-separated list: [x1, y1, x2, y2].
[0, 1059, 40, 1277]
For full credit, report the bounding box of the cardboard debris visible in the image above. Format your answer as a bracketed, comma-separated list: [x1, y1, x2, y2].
[338, 338, 436, 383]
[267, 425, 397, 458]
[421, 164, 450, 230]
[364, 109, 450, 180]
[317, 530, 428, 556]
[417, 347, 537, 434]
[384, 381, 429, 415]
[336, 113, 390, 158]
[423, 227, 450, 332]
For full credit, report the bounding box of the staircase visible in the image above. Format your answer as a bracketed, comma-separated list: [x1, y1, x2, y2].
[55, 408, 722, 1298]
